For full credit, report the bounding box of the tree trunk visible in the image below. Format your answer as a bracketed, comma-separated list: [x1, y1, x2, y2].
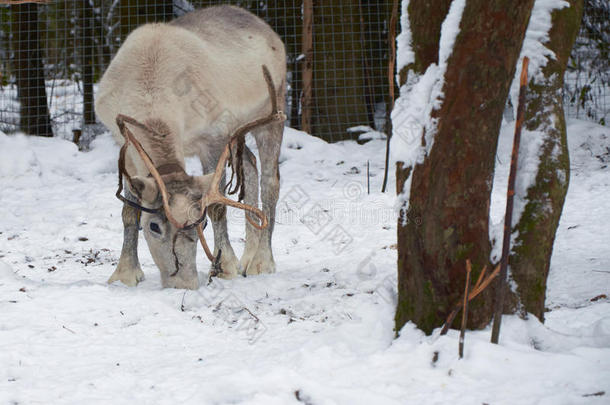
[311, 0, 371, 142]
[509, 0, 584, 321]
[11, 3, 53, 137]
[120, 0, 173, 41]
[395, 0, 534, 335]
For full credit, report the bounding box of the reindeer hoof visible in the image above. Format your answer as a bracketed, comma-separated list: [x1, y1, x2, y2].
[107, 266, 145, 287]
[245, 252, 276, 276]
[212, 251, 241, 279]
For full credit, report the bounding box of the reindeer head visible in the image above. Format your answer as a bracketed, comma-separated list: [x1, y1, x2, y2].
[130, 169, 213, 289]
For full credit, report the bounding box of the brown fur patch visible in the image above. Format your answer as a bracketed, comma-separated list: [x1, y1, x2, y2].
[141, 118, 179, 164]
[145, 118, 170, 137]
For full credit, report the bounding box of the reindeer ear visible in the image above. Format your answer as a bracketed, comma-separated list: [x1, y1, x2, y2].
[130, 176, 159, 203]
[192, 174, 214, 195]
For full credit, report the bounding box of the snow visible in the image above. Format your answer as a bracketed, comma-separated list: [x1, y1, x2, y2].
[391, 0, 466, 211]
[395, 0, 414, 78]
[347, 125, 387, 142]
[509, 0, 570, 115]
[1, 119, 609, 403]
[488, 120, 551, 260]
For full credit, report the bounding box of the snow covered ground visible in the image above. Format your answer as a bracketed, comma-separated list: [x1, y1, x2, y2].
[0, 120, 609, 404]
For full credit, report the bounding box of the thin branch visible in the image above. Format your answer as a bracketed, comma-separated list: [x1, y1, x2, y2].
[459, 260, 472, 359]
[180, 291, 187, 312]
[240, 307, 260, 323]
[491, 56, 529, 344]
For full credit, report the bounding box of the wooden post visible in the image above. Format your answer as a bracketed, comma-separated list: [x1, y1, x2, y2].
[82, 2, 96, 125]
[301, 0, 313, 134]
[381, 0, 399, 193]
[491, 57, 529, 344]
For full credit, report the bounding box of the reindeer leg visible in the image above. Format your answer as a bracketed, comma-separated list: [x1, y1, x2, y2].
[239, 146, 261, 273]
[247, 119, 283, 275]
[108, 190, 145, 286]
[200, 155, 240, 279]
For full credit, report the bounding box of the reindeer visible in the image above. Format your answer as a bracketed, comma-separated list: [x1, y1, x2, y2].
[95, 5, 286, 289]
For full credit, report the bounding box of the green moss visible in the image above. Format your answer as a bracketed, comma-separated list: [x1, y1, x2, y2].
[455, 243, 473, 263]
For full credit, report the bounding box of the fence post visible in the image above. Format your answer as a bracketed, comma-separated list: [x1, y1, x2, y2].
[82, 2, 96, 125]
[301, 0, 313, 134]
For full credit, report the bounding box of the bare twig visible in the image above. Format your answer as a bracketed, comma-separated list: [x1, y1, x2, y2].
[459, 260, 472, 359]
[491, 56, 529, 344]
[367, 160, 370, 195]
[180, 291, 187, 312]
[240, 307, 260, 323]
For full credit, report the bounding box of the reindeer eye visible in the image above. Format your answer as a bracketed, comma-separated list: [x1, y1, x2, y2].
[149, 222, 162, 234]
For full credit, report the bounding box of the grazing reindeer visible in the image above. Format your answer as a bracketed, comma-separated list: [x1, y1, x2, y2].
[95, 5, 286, 289]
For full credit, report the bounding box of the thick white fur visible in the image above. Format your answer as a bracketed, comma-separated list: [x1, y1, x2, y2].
[95, 5, 286, 175]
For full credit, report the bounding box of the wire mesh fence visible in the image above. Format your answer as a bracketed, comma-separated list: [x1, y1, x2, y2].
[0, 0, 394, 143]
[0, 1, 607, 144]
[564, 0, 609, 125]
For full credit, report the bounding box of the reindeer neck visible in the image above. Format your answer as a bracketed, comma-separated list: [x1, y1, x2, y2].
[138, 117, 186, 176]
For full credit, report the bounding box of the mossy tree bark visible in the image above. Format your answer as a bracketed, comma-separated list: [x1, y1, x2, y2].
[11, 3, 54, 137]
[395, 0, 534, 335]
[509, 0, 584, 321]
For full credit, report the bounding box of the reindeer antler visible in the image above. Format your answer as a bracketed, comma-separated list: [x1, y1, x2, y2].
[115, 65, 285, 268]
